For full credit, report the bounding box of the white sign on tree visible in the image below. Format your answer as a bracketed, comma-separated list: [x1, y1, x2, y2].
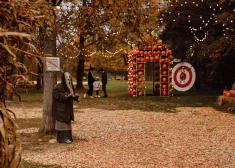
[45, 57, 60, 71]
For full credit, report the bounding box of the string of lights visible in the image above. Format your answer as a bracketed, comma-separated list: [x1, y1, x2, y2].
[63, 49, 124, 59]
[114, 1, 233, 44]
[156, 0, 235, 43]
[101, 48, 124, 57]
[61, 0, 234, 59]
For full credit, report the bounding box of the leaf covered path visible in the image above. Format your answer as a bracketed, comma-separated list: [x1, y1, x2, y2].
[10, 103, 235, 167]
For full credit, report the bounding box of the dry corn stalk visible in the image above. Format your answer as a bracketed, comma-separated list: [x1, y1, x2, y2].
[0, 100, 22, 168]
[0, 0, 56, 167]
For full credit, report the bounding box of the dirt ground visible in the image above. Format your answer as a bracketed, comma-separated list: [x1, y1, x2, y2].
[7, 102, 235, 168]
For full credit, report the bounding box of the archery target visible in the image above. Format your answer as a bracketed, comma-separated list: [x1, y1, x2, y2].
[172, 62, 196, 91]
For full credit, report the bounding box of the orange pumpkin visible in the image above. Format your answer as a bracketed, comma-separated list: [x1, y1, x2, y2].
[138, 85, 142, 90]
[157, 45, 162, 50]
[162, 77, 167, 82]
[158, 40, 163, 45]
[138, 77, 143, 82]
[166, 50, 172, 55]
[132, 74, 136, 79]
[223, 90, 229, 96]
[229, 90, 235, 97]
[226, 92, 232, 97]
[162, 84, 167, 89]
[138, 64, 143, 69]
[138, 71, 143, 76]
[162, 90, 168, 96]
[138, 91, 143, 96]
[161, 51, 166, 56]
[145, 56, 150, 62]
[162, 64, 167, 69]
[162, 70, 168, 75]
[132, 89, 136, 95]
[154, 56, 159, 62]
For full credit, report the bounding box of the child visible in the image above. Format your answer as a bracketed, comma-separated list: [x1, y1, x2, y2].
[93, 77, 100, 97]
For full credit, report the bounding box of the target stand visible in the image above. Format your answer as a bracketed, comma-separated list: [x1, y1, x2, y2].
[172, 62, 196, 91]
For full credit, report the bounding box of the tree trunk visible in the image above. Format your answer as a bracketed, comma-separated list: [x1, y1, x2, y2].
[76, 35, 85, 89]
[40, 33, 57, 134]
[39, 0, 63, 134]
[36, 58, 43, 90]
[76, 54, 85, 89]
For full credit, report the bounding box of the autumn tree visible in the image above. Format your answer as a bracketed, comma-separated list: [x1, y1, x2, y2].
[57, 0, 162, 88]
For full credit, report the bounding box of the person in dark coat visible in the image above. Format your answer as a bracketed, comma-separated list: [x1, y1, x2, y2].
[100, 68, 108, 98]
[52, 72, 79, 144]
[85, 65, 95, 98]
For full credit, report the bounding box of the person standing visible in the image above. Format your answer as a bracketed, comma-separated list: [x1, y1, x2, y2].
[52, 72, 80, 144]
[93, 77, 101, 97]
[85, 65, 95, 98]
[100, 68, 108, 98]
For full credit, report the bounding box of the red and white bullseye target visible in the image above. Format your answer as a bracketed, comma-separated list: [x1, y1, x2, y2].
[172, 62, 196, 91]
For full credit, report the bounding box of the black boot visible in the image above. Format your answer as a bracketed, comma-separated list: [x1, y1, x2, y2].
[63, 130, 73, 144]
[57, 131, 65, 143]
[57, 130, 73, 143]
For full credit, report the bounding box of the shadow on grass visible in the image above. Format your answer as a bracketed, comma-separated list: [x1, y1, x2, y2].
[77, 88, 228, 113]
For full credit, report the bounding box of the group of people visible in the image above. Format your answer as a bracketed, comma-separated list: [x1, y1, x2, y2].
[52, 66, 108, 144]
[85, 65, 108, 98]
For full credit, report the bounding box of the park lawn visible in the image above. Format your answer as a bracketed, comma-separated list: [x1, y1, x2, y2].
[14, 80, 225, 112]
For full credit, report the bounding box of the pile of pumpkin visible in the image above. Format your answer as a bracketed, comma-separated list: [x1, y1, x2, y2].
[218, 83, 235, 106]
[223, 89, 235, 97]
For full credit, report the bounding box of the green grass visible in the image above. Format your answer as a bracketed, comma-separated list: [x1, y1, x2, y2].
[14, 80, 227, 113]
[13, 87, 44, 102]
[82, 80, 226, 112]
